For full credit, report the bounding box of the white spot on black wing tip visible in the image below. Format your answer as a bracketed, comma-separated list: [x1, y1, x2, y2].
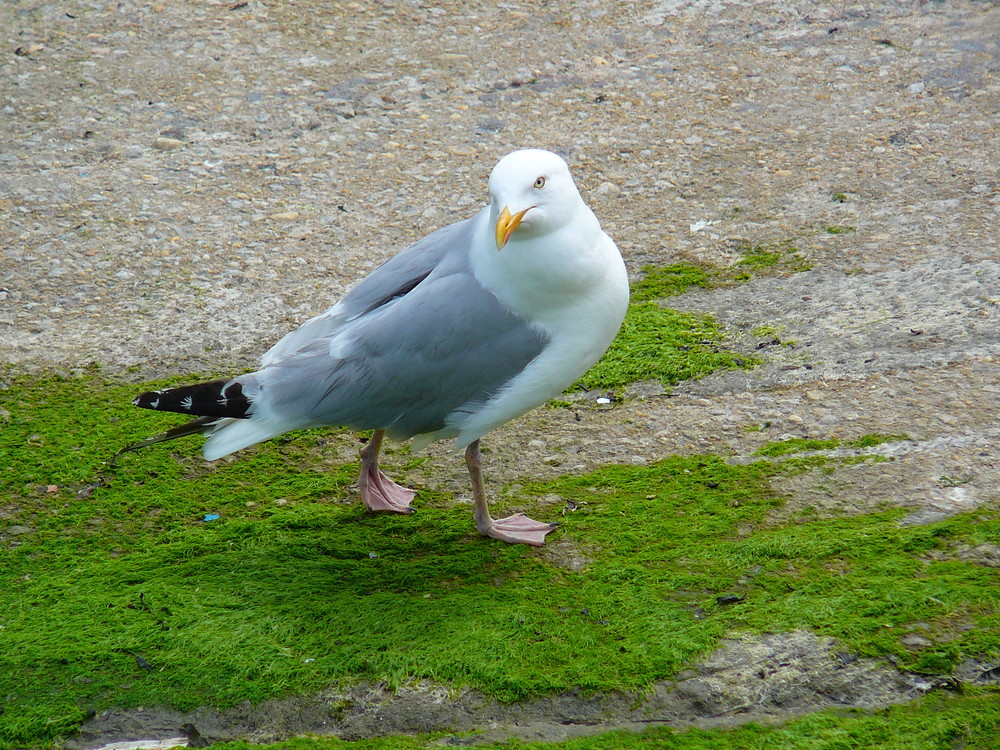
[151, 397, 160, 409]
[180, 396, 194, 411]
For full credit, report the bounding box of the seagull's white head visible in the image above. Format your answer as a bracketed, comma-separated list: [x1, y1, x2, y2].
[488, 149, 583, 251]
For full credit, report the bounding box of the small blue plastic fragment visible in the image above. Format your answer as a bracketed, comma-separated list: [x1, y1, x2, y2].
[204, 513, 220, 522]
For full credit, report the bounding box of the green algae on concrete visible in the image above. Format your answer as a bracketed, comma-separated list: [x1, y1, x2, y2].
[580, 248, 823, 393]
[1, 372, 997, 747]
[629, 263, 712, 302]
[731, 241, 813, 280]
[754, 434, 911, 457]
[577, 302, 751, 392]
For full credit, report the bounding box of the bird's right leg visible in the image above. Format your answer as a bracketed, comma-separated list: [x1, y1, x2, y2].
[465, 440, 557, 546]
[358, 430, 416, 514]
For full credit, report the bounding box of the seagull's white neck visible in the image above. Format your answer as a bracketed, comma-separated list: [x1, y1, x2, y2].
[472, 204, 618, 328]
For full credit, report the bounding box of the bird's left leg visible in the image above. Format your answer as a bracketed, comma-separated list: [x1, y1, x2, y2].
[358, 430, 416, 514]
[465, 440, 557, 546]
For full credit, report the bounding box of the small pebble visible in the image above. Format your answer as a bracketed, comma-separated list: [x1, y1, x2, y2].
[152, 137, 186, 151]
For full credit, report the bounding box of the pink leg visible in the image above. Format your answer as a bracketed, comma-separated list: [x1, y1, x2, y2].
[465, 440, 557, 546]
[358, 430, 416, 514]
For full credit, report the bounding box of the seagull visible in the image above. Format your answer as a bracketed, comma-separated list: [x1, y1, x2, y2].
[120, 149, 629, 546]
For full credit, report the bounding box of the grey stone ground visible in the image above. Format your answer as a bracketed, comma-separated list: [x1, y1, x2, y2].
[2, 0, 999, 745]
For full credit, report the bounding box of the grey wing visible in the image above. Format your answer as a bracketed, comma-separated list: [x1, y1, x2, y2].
[260, 216, 478, 368]
[256, 268, 548, 440]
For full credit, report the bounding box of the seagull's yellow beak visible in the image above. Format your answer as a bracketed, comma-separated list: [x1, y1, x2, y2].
[495, 205, 533, 251]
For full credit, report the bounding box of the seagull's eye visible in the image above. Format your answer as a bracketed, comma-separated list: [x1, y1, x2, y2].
[533, 175, 546, 189]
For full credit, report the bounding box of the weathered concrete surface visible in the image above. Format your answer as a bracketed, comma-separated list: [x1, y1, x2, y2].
[69, 631, 960, 749]
[2, 0, 998, 745]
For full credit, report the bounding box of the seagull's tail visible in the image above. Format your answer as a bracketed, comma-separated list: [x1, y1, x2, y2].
[132, 379, 253, 419]
[114, 378, 260, 465]
[121, 377, 292, 463]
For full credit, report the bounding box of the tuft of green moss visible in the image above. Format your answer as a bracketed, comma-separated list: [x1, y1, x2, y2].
[751, 324, 783, 338]
[630, 263, 711, 302]
[730, 241, 813, 279]
[736, 248, 783, 270]
[546, 399, 574, 409]
[755, 434, 911, 457]
[629, 241, 814, 306]
[853, 433, 910, 449]
[583, 260, 762, 393]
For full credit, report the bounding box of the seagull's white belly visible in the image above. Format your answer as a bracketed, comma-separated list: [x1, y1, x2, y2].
[444, 329, 607, 451]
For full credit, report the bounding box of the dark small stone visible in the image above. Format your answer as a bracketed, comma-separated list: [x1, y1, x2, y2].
[181, 723, 211, 748]
[477, 117, 505, 133]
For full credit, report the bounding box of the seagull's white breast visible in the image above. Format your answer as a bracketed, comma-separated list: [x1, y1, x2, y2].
[442, 205, 629, 451]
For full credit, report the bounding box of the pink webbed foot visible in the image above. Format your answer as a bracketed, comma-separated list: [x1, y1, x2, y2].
[478, 513, 558, 547]
[464, 439, 557, 546]
[358, 430, 416, 514]
[359, 464, 416, 514]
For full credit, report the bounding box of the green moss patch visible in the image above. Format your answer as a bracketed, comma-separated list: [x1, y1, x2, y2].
[579, 262, 751, 392]
[730, 241, 813, 280]
[577, 303, 751, 391]
[629, 263, 712, 302]
[755, 434, 911, 457]
[631, 243, 813, 304]
[587, 243, 818, 393]
[1, 372, 997, 747]
[528, 458, 999, 676]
